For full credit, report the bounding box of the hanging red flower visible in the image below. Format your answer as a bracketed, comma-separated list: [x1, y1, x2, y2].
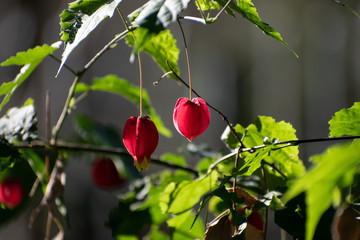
[173, 97, 210, 142]
[0, 178, 24, 208]
[91, 157, 126, 190]
[123, 116, 159, 171]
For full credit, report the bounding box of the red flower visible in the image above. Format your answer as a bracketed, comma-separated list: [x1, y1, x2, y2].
[91, 157, 126, 190]
[173, 97, 210, 141]
[0, 178, 23, 208]
[123, 116, 159, 171]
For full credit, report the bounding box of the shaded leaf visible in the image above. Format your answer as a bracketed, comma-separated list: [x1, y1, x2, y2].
[0, 42, 61, 111]
[329, 102, 360, 137]
[129, 0, 191, 32]
[283, 141, 360, 240]
[0, 103, 38, 143]
[0, 137, 19, 172]
[73, 114, 141, 179]
[106, 197, 152, 238]
[57, 0, 122, 76]
[74, 75, 171, 137]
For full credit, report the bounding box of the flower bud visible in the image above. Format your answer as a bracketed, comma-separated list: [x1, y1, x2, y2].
[173, 97, 210, 141]
[123, 116, 159, 171]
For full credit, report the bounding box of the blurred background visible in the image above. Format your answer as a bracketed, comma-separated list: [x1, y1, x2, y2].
[0, 0, 360, 239]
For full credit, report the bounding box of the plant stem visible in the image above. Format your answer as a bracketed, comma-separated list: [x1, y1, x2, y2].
[177, 19, 193, 100]
[214, 0, 232, 20]
[117, 7, 143, 117]
[51, 30, 130, 144]
[203, 135, 360, 178]
[261, 162, 268, 240]
[166, 61, 243, 144]
[17, 141, 199, 177]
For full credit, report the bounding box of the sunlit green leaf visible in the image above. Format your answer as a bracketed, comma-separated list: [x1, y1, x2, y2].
[57, 0, 123, 76]
[222, 116, 305, 178]
[283, 141, 360, 240]
[106, 197, 152, 238]
[329, 102, 360, 137]
[0, 42, 61, 111]
[161, 153, 186, 166]
[239, 147, 271, 176]
[167, 210, 205, 239]
[195, 0, 220, 11]
[159, 171, 218, 214]
[74, 75, 171, 137]
[129, 0, 191, 32]
[126, 28, 180, 77]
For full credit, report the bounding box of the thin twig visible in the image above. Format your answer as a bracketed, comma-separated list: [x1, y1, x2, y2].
[214, 0, 232, 20]
[51, 30, 130, 144]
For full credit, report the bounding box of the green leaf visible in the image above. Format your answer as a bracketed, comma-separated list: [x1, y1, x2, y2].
[0, 137, 19, 172]
[167, 210, 205, 239]
[329, 102, 360, 137]
[0, 42, 61, 111]
[331, 0, 360, 19]
[159, 171, 218, 214]
[221, 124, 245, 150]
[75, 75, 172, 137]
[57, 0, 123, 76]
[0, 103, 38, 143]
[129, 0, 191, 32]
[161, 153, 186, 166]
[106, 197, 152, 238]
[215, 0, 297, 57]
[195, 0, 220, 11]
[222, 116, 305, 178]
[126, 28, 180, 77]
[239, 147, 271, 176]
[283, 141, 360, 240]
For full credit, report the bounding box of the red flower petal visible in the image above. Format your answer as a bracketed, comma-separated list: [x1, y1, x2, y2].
[91, 157, 125, 190]
[123, 116, 159, 171]
[0, 178, 23, 208]
[173, 97, 210, 141]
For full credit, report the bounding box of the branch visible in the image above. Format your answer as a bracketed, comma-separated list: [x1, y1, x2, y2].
[17, 141, 199, 177]
[51, 30, 130, 144]
[202, 135, 360, 178]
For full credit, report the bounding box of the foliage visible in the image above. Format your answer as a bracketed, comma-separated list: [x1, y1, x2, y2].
[0, 0, 360, 239]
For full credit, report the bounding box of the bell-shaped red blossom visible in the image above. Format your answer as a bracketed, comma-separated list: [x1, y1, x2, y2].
[123, 116, 159, 171]
[0, 178, 24, 208]
[173, 97, 210, 141]
[91, 157, 126, 190]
